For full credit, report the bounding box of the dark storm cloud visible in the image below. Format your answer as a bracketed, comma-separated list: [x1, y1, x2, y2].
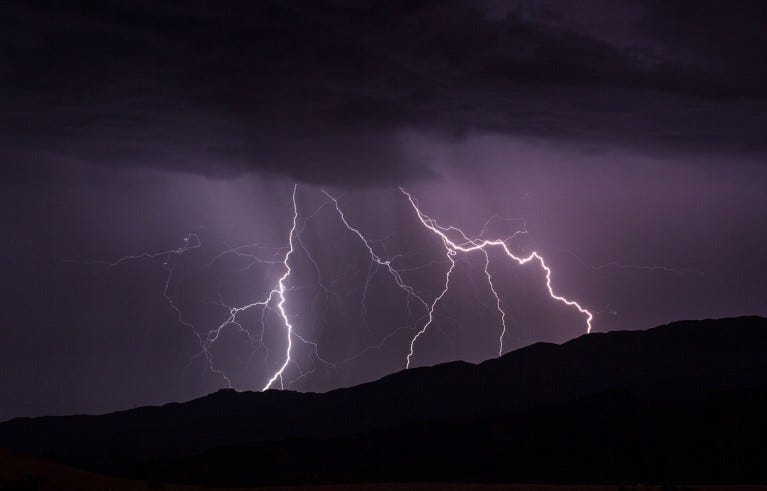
[3, 0, 766, 185]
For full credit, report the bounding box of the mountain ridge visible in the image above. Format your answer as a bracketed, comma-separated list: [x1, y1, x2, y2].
[1, 316, 766, 485]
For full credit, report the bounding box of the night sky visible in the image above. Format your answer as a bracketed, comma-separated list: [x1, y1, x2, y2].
[2, 1, 766, 421]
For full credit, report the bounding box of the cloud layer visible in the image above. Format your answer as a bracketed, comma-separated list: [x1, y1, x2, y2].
[3, 0, 766, 185]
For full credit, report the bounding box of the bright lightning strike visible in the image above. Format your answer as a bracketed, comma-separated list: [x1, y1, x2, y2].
[399, 187, 593, 368]
[76, 184, 599, 392]
[199, 184, 309, 391]
[261, 184, 300, 390]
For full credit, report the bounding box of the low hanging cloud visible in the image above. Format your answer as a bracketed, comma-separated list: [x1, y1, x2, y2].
[3, 0, 766, 186]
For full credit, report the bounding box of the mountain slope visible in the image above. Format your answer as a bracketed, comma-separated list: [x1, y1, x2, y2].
[1, 316, 766, 485]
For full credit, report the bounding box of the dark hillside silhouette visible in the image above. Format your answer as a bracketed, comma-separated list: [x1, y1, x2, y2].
[1, 316, 765, 485]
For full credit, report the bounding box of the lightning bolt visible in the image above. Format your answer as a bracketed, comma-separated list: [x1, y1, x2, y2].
[399, 187, 593, 367]
[73, 184, 597, 391]
[260, 185, 300, 390]
[199, 184, 331, 390]
[321, 190, 430, 323]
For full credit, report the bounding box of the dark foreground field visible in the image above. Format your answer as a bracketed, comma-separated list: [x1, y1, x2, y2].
[1, 317, 766, 487]
[4, 451, 767, 491]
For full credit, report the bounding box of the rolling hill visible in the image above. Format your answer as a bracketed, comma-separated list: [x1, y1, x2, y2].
[1, 316, 765, 486]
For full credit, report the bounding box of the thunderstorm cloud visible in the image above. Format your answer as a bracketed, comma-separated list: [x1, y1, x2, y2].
[3, 0, 767, 186]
